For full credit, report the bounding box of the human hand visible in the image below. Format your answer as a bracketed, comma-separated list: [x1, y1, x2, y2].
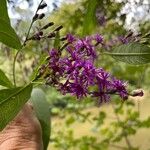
[0, 103, 43, 150]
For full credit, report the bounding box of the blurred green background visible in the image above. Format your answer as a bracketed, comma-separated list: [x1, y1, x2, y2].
[2, 0, 150, 149]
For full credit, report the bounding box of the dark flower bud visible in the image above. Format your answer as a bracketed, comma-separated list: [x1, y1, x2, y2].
[33, 34, 41, 40]
[45, 77, 59, 85]
[130, 89, 144, 97]
[47, 32, 56, 38]
[38, 64, 46, 76]
[38, 13, 45, 19]
[38, 31, 43, 36]
[33, 14, 39, 21]
[45, 77, 53, 85]
[41, 22, 54, 30]
[60, 43, 69, 51]
[38, 3, 47, 10]
[125, 30, 133, 39]
[143, 32, 150, 38]
[46, 56, 50, 61]
[122, 95, 128, 100]
[35, 65, 46, 79]
[54, 25, 63, 32]
[136, 33, 142, 37]
[60, 36, 67, 41]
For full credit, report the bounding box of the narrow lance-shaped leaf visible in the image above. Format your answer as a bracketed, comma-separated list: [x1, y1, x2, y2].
[0, 84, 33, 131]
[54, 31, 60, 49]
[104, 43, 150, 65]
[0, 69, 13, 88]
[30, 54, 47, 81]
[31, 88, 50, 150]
[82, 0, 98, 35]
[0, 0, 22, 49]
[0, 0, 10, 23]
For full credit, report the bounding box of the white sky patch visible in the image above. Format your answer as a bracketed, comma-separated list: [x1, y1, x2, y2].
[8, 0, 150, 31]
[19, 0, 29, 9]
[8, 0, 62, 19]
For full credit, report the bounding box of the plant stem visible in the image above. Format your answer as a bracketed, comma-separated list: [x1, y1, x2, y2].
[12, 0, 44, 86]
[111, 103, 133, 150]
[109, 144, 127, 150]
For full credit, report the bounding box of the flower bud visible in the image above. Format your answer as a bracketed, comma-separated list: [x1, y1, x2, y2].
[47, 32, 56, 38]
[33, 34, 41, 40]
[60, 37, 67, 41]
[130, 89, 144, 97]
[38, 31, 43, 36]
[33, 14, 39, 21]
[60, 43, 69, 51]
[37, 65, 46, 77]
[41, 22, 54, 30]
[38, 13, 45, 19]
[143, 32, 150, 38]
[54, 25, 63, 31]
[38, 3, 47, 10]
[125, 30, 133, 39]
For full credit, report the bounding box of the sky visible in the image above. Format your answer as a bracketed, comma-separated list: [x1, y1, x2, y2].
[8, 0, 150, 31]
[8, 0, 62, 19]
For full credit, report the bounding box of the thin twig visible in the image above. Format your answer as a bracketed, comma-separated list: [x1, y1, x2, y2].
[111, 103, 133, 149]
[110, 144, 127, 150]
[12, 0, 44, 86]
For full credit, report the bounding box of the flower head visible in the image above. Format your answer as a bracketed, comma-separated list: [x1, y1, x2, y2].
[44, 34, 143, 104]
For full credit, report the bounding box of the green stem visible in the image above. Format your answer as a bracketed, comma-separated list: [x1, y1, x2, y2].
[12, 0, 44, 87]
[109, 144, 127, 150]
[111, 103, 133, 150]
[103, 52, 150, 56]
[13, 49, 22, 86]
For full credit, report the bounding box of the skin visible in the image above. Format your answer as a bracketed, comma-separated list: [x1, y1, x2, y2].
[0, 103, 43, 150]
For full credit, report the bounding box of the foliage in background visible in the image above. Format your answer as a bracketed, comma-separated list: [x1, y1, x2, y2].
[0, 0, 150, 150]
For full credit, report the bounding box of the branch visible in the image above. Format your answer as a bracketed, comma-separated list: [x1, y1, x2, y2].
[12, 0, 44, 86]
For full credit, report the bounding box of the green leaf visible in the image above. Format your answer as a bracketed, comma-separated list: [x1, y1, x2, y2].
[0, 20, 22, 49]
[0, 69, 13, 88]
[54, 31, 60, 49]
[30, 54, 47, 81]
[31, 88, 50, 150]
[0, 84, 33, 131]
[0, 0, 10, 23]
[105, 43, 150, 65]
[82, 0, 98, 35]
[0, 0, 22, 49]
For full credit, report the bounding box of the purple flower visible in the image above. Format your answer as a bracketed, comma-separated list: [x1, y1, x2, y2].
[90, 91, 110, 104]
[45, 34, 143, 104]
[73, 37, 97, 60]
[49, 48, 59, 59]
[66, 33, 75, 43]
[112, 79, 128, 100]
[93, 34, 103, 43]
[70, 82, 88, 99]
[48, 49, 65, 77]
[118, 36, 129, 44]
[98, 16, 106, 26]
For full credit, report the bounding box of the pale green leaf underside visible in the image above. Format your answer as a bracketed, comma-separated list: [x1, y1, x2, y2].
[82, 0, 98, 35]
[0, 84, 33, 131]
[0, 69, 13, 88]
[0, 19, 22, 49]
[0, 0, 10, 23]
[54, 31, 60, 49]
[31, 88, 50, 150]
[0, 0, 21, 49]
[105, 43, 150, 65]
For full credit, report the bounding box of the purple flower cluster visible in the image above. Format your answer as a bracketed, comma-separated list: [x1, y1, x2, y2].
[103, 32, 141, 50]
[46, 34, 142, 104]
